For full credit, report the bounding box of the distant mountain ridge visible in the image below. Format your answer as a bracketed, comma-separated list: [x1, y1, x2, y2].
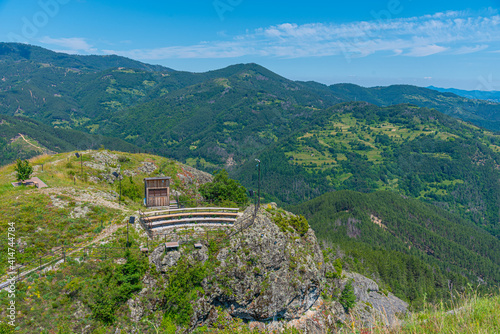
[0, 42, 173, 72]
[1, 42, 499, 132]
[428, 85, 500, 103]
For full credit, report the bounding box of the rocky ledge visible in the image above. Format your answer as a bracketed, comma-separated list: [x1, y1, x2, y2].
[136, 206, 408, 333]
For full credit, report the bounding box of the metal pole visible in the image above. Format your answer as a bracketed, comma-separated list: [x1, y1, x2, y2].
[257, 161, 260, 209]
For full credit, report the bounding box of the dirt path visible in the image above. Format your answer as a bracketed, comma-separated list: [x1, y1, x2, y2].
[18, 133, 44, 151]
[0, 222, 125, 289]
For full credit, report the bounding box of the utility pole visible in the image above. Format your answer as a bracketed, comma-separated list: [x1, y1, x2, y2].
[112, 172, 122, 206]
[75, 152, 83, 179]
[127, 217, 135, 248]
[255, 159, 261, 214]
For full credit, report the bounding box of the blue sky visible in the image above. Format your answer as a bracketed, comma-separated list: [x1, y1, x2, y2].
[1, 0, 499, 90]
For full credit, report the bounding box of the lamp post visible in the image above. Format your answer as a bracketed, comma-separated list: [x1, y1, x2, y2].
[112, 171, 122, 206]
[75, 152, 83, 179]
[249, 189, 255, 209]
[255, 159, 261, 213]
[127, 216, 135, 248]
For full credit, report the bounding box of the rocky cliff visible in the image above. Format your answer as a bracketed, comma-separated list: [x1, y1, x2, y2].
[137, 205, 408, 333]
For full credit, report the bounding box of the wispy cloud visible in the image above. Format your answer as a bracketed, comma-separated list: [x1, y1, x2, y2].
[39, 36, 96, 53]
[102, 9, 500, 60]
[406, 45, 448, 57]
[453, 44, 489, 54]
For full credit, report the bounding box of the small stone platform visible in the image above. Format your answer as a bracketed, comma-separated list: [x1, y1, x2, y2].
[11, 177, 48, 189]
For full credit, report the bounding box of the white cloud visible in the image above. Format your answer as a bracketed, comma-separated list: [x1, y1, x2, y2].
[453, 45, 489, 54]
[39, 36, 96, 53]
[406, 45, 448, 57]
[103, 9, 500, 60]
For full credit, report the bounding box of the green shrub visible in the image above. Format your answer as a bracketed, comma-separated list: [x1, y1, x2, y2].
[89, 250, 147, 324]
[339, 279, 357, 313]
[163, 259, 208, 326]
[118, 155, 130, 163]
[15, 159, 33, 181]
[200, 169, 247, 205]
[121, 176, 142, 201]
[288, 215, 309, 236]
[272, 213, 310, 236]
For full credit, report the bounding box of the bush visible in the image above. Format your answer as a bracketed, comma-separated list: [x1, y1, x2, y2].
[121, 177, 142, 202]
[200, 169, 247, 205]
[272, 213, 310, 236]
[339, 279, 357, 312]
[118, 155, 130, 163]
[163, 259, 208, 326]
[89, 250, 147, 324]
[15, 159, 33, 181]
[288, 215, 309, 236]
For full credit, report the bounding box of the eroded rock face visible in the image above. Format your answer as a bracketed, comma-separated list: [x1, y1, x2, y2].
[139, 206, 409, 332]
[342, 272, 409, 327]
[177, 164, 213, 186]
[202, 207, 325, 322]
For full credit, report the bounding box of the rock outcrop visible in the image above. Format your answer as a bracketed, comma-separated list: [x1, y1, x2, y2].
[342, 272, 408, 327]
[203, 207, 325, 322]
[135, 206, 409, 333]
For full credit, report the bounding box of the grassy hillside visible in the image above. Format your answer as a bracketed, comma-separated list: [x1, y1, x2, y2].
[0, 149, 205, 275]
[364, 289, 500, 334]
[290, 190, 500, 307]
[0, 114, 140, 166]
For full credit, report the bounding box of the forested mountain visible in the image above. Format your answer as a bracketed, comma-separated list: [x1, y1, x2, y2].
[1, 43, 500, 238]
[234, 102, 500, 236]
[0, 114, 139, 165]
[0, 42, 172, 72]
[323, 83, 500, 131]
[290, 190, 500, 306]
[2, 42, 500, 134]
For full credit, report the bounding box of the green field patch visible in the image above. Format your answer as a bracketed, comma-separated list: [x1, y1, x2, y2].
[106, 87, 119, 94]
[214, 78, 231, 88]
[113, 68, 136, 73]
[120, 88, 145, 96]
[422, 152, 453, 160]
[102, 101, 123, 109]
[86, 124, 99, 133]
[142, 80, 156, 87]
